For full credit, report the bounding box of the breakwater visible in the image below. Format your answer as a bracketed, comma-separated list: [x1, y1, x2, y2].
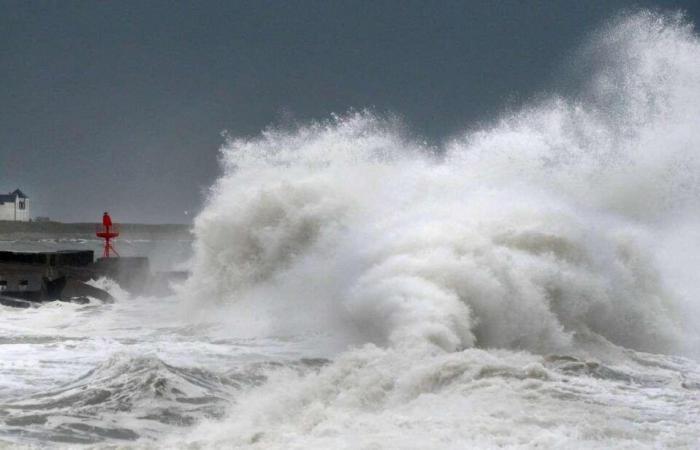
[0, 221, 191, 241]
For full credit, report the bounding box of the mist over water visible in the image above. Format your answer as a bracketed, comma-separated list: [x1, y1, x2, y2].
[2, 10, 700, 448]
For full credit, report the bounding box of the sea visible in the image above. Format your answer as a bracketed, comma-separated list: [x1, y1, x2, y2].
[1, 11, 700, 449]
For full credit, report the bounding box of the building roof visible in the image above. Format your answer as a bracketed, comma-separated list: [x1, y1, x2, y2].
[0, 189, 28, 204]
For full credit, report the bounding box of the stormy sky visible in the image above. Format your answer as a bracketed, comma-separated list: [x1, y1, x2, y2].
[1, 0, 699, 223]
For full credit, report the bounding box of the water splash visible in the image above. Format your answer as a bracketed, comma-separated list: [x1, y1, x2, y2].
[187, 12, 699, 358]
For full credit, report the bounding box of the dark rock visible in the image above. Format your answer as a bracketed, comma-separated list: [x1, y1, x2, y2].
[0, 295, 36, 308]
[61, 278, 114, 303]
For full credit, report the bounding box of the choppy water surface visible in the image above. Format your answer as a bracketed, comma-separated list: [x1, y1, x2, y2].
[2, 11, 700, 448]
[0, 281, 332, 445]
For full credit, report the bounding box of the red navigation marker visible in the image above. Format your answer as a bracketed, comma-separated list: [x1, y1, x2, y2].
[96, 212, 120, 258]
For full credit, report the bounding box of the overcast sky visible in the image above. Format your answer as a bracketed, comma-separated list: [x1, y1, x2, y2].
[2, 0, 699, 223]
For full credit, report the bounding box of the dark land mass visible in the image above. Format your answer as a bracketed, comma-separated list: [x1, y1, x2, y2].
[0, 221, 192, 241]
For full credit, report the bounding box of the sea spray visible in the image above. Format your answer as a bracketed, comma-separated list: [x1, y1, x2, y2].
[180, 11, 700, 448]
[187, 11, 699, 355]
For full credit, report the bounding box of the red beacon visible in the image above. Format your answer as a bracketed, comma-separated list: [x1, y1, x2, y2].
[96, 212, 120, 258]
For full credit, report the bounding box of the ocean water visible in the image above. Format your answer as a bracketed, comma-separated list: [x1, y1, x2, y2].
[2, 11, 700, 448]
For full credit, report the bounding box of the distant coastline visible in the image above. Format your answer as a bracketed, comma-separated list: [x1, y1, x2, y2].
[0, 221, 192, 240]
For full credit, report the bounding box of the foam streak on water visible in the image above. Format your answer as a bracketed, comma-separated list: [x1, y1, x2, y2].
[2, 10, 700, 449]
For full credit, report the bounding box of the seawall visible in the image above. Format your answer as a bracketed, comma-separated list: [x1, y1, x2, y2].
[0, 221, 192, 241]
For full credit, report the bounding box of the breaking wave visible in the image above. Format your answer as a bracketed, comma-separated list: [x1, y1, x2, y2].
[188, 11, 699, 356]
[180, 10, 700, 448]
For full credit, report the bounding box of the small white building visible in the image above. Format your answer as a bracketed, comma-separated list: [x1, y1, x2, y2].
[0, 189, 30, 222]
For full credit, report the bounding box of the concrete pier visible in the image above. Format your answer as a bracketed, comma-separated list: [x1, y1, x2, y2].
[0, 250, 188, 307]
[0, 250, 168, 307]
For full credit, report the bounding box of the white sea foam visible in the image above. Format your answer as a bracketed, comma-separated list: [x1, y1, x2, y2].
[180, 11, 700, 448]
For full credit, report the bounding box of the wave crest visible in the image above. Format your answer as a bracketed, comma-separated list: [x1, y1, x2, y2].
[186, 11, 699, 356]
